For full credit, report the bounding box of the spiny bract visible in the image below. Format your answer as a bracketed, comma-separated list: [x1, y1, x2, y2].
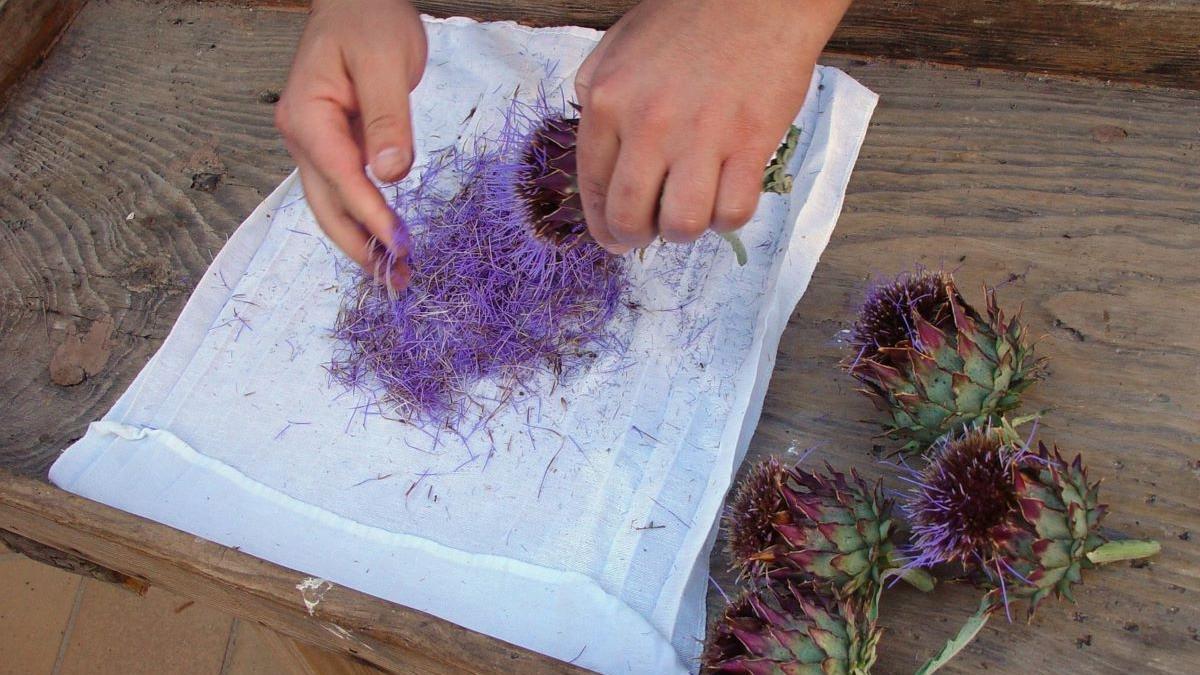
[844, 269, 1042, 455]
[516, 114, 587, 245]
[725, 459, 896, 597]
[702, 580, 880, 675]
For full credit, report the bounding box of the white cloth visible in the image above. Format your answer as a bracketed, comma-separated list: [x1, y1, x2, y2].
[50, 17, 877, 674]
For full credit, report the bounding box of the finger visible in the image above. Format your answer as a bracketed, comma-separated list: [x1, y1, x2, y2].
[658, 154, 720, 244]
[288, 98, 399, 250]
[297, 159, 372, 270]
[301, 162, 410, 290]
[712, 151, 770, 233]
[347, 116, 369, 165]
[605, 145, 667, 249]
[572, 17, 622, 103]
[574, 107, 623, 252]
[356, 63, 416, 183]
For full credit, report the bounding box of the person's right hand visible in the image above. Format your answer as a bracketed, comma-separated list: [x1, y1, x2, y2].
[275, 0, 426, 289]
[572, 0, 849, 254]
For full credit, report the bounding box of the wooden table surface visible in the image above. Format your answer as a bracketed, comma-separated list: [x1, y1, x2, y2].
[1, 1, 1197, 673]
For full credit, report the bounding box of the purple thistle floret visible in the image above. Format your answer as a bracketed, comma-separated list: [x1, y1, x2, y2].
[901, 424, 1042, 619]
[329, 95, 625, 424]
[902, 428, 1027, 571]
[848, 268, 955, 367]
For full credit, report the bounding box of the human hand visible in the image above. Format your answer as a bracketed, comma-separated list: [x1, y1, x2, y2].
[574, 0, 851, 253]
[275, 0, 427, 288]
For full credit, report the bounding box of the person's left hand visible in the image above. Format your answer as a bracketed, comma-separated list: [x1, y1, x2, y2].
[574, 0, 851, 253]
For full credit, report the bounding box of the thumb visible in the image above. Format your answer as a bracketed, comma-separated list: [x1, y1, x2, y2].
[359, 73, 416, 184]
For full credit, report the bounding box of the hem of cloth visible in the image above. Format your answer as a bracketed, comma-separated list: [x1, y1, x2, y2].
[49, 420, 688, 674]
[423, 13, 604, 41]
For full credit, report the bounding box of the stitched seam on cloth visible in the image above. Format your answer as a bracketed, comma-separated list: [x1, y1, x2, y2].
[652, 67, 880, 645]
[650, 71, 838, 634]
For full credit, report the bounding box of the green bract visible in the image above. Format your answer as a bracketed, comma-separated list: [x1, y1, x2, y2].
[725, 459, 898, 598]
[702, 580, 880, 675]
[845, 271, 1042, 455]
[1006, 443, 1114, 610]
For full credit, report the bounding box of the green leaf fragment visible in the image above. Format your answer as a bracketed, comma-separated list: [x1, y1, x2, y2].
[881, 566, 935, 593]
[914, 594, 996, 675]
[762, 125, 802, 194]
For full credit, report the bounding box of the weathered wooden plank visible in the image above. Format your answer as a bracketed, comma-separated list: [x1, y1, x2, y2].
[708, 60, 1200, 674]
[0, 470, 581, 674]
[0, 0, 303, 476]
[225, 0, 1200, 89]
[0, 528, 150, 593]
[243, 621, 390, 675]
[0, 0, 87, 107]
[0, 1, 1196, 674]
[834, 0, 1200, 90]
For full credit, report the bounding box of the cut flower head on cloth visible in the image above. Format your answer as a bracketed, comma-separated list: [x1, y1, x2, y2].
[330, 91, 626, 425]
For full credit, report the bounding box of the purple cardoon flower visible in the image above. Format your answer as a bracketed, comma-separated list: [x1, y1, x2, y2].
[902, 425, 1029, 573]
[723, 457, 788, 574]
[848, 268, 955, 365]
[842, 269, 1042, 455]
[328, 95, 625, 425]
[902, 424, 1158, 618]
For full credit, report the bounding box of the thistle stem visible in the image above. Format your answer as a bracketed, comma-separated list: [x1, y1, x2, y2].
[719, 232, 748, 266]
[1086, 539, 1161, 565]
[913, 593, 996, 675]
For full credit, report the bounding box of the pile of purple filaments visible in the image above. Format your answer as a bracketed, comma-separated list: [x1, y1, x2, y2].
[329, 97, 626, 425]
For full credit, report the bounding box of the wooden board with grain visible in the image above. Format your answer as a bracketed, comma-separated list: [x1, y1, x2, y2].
[230, 0, 1200, 90]
[0, 0, 87, 108]
[0, 473, 582, 674]
[706, 59, 1200, 673]
[0, 1, 1197, 673]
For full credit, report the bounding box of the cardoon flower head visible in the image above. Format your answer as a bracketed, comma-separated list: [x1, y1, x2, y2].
[329, 94, 624, 424]
[724, 458, 899, 597]
[903, 424, 1159, 618]
[702, 579, 881, 675]
[843, 269, 1042, 455]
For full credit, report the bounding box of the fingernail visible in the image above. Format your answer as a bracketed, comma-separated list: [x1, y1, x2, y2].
[372, 147, 411, 182]
[386, 259, 412, 292]
[367, 235, 411, 291]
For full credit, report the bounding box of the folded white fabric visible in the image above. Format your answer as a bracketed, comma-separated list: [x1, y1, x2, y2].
[50, 17, 876, 674]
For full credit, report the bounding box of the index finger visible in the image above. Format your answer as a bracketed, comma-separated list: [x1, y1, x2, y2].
[574, 105, 623, 252]
[287, 96, 402, 253]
